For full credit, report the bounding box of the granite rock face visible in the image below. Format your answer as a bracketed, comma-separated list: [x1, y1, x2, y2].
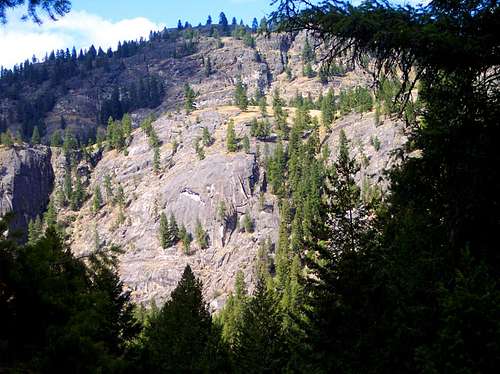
[0, 145, 54, 235]
[0, 30, 408, 310]
[67, 109, 280, 310]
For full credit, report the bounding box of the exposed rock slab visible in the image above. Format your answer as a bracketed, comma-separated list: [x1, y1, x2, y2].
[0, 145, 54, 235]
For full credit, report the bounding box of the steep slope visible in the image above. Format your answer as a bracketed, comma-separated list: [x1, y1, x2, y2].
[59, 105, 404, 309]
[0, 145, 54, 234]
[1, 28, 408, 308]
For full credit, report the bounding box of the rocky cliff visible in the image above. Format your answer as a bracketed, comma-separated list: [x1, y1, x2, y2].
[0, 29, 407, 309]
[0, 145, 54, 235]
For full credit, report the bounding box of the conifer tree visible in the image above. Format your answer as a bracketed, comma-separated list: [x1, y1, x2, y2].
[219, 12, 229, 34]
[258, 17, 268, 33]
[226, 120, 237, 152]
[103, 175, 113, 203]
[242, 135, 250, 153]
[92, 185, 103, 214]
[218, 201, 227, 222]
[159, 212, 169, 249]
[114, 183, 125, 207]
[194, 138, 205, 160]
[71, 173, 85, 211]
[303, 62, 314, 78]
[276, 199, 291, 287]
[31, 126, 41, 145]
[321, 88, 336, 128]
[256, 238, 272, 282]
[204, 56, 212, 77]
[258, 96, 267, 117]
[43, 200, 57, 228]
[184, 84, 196, 113]
[242, 210, 254, 233]
[219, 270, 248, 346]
[153, 146, 161, 173]
[252, 17, 259, 33]
[1, 131, 13, 146]
[202, 127, 213, 147]
[27, 216, 43, 245]
[179, 224, 191, 254]
[122, 113, 132, 140]
[234, 79, 248, 111]
[268, 140, 287, 196]
[62, 129, 76, 157]
[141, 265, 216, 372]
[234, 278, 287, 372]
[63, 171, 73, 206]
[195, 218, 208, 249]
[168, 213, 179, 244]
[302, 37, 315, 63]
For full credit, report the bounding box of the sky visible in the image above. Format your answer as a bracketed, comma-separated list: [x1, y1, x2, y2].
[0, 0, 426, 69]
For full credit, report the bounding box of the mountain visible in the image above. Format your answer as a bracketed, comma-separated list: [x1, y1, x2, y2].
[0, 24, 406, 308]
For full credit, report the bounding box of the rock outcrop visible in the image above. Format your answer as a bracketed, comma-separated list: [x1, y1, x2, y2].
[0, 29, 408, 310]
[0, 145, 54, 235]
[67, 108, 279, 309]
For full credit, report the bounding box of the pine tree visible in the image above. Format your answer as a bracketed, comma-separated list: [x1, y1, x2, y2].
[114, 183, 125, 207]
[62, 129, 76, 157]
[234, 79, 248, 111]
[303, 62, 314, 78]
[184, 84, 196, 113]
[234, 278, 287, 372]
[202, 127, 213, 147]
[103, 174, 113, 203]
[168, 213, 179, 244]
[31, 126, 41, 145]
[43, 200, 57, 228]
[321, 88, 336, 128]
[1, 131, 13, 146]
[272, 88, 285, 117]
[122, 113, 132, 140]
[194, 138, 205, 160]
[302, 37, 315, 63]
[141, 265, 215, 372]
[259, 96, 267, 117]
[242, 211, 254, 233]
[71, 173, 85, 211]
[242, 135, 250, 153]
[219, 12, 229, 34]
[226, 120, 237, 152]
[92, 185, 103, 214]
[219, 270, 248, 346]
[258, 17, 268, 33]
[179, 224, 191, 254]
[153, 146, 161, 173]
[218, 201, 227, 221]
[252, 17, 259, 33]
[276, 199, 291, 288]
[204, 56, 212, 77]
[268, 139, 287, 196]
[63, 171, 73, 206]
[159, 212, 169, 249]
[256, 238, 272, 281]
[195, 218, 208, 249]
[27, 216, 43, 245]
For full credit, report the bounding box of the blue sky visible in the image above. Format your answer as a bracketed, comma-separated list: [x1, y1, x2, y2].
[71, 0, 274, 27]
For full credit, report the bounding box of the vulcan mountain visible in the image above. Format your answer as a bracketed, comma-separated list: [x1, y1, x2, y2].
[0, 25, 406, 308]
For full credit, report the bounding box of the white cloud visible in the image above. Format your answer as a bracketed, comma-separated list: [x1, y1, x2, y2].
[0, 10, 164, 68]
